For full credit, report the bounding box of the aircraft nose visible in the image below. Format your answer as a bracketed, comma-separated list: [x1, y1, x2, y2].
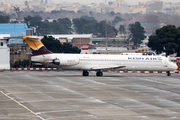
[172, 63, 178, 70]
[169, 63, 178, 71]
[174, 64, 178, 70]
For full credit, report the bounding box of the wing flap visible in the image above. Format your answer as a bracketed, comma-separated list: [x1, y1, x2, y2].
[91, 65, 126, 70]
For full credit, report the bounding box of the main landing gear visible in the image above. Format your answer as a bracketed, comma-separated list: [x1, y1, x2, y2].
[96, 70, 103, 76]
[82, 70, 89, 76]
[167, 71, 171, 76]
[82, 70, 103, 76]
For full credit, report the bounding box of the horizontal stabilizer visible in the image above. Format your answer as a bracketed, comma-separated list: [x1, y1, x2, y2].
[10, 36, 23, 39]
[10, 36, 39, 41]
[24, 36, 39, 41]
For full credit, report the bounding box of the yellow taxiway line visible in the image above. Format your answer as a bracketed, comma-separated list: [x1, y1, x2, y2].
[0, 91, 45, 120]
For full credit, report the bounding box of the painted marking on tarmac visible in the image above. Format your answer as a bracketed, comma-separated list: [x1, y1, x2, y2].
[0, 91, 45, 120]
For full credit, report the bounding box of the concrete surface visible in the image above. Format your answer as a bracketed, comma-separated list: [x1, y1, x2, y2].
[0, 71, 180, 120]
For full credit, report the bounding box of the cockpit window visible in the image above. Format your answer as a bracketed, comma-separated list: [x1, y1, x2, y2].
[171, 60, 177, 62]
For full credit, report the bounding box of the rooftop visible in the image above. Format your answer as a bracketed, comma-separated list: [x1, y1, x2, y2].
[48, 34, 93, 39]
[0, 23, 34, 44]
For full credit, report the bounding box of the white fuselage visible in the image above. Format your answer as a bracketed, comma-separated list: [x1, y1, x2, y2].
[31, 54, 177, 71]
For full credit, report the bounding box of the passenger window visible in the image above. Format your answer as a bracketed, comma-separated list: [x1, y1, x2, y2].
[1, 42, 3, 46]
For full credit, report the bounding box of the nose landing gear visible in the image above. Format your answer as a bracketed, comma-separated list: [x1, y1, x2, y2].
[167, 71, 171, 76]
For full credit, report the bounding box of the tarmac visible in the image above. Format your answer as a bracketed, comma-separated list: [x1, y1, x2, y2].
[0, 71, 180, 120]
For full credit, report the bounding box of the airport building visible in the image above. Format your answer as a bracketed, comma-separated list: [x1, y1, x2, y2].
[0, 23, 35, 44]
[0, 23, 35, 67]
[8, 44, 32, 67]
[48, 34, 95, 48]
[0, 34, 10, 70]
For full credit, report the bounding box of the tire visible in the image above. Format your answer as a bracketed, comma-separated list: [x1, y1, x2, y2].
[83, 71, 89, 76]
[96, 72, 103, 76]
[167, 73, 171, 76]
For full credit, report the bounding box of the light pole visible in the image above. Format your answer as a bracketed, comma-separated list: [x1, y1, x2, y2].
[14, 6, 20, 23]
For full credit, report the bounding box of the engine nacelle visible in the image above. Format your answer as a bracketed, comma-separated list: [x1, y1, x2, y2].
[52, 57, 79, 66]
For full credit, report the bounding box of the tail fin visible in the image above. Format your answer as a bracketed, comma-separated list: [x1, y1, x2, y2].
[11, 36, 52, 56]
[23, 36, 52, 56]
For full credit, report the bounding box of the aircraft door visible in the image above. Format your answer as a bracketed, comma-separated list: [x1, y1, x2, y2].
[164, 58, 168, 68]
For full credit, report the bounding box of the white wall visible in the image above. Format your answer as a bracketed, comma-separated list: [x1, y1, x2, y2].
[0, 34, 10, 70]
[0, 48, 10, 69]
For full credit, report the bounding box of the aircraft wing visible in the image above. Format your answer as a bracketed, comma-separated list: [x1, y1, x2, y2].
[90, 65, 126, 71]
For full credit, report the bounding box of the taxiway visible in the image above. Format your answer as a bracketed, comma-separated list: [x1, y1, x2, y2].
[0, 71, 180, 120]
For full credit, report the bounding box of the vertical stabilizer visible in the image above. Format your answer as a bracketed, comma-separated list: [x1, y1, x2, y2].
[23, 36, 52, 56]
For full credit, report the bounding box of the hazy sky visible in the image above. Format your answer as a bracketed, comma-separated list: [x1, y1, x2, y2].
[52, 0, 179, 5]
[0, 0, 179, 5]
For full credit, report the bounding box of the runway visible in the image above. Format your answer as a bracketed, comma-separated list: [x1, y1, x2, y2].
[0, 71, 180, 120]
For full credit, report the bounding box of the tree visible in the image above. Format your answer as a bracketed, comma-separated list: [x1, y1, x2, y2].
[115, 12, 121, 16]
[77, 10, 83, 14]
[51, 9, 75, 14]
[18, 60, 22, 68]
[13, 61, 19, 68]
[144, 14, 160, 35]
[73, 18, 118, 37]
[0, 11, 6, 16]
[0, 15, 10, 23]
[81, 16, 95, 20]
[57, 18, 72, 34]
[24, 16, 72, 35]
[119, 25, 126, 45]
[24, 15, 42, 27]
[62, 43, 81, 53]
[26, 59, 30, 67]
[23, 59, 27, 67]
[41, 35, 81, 53]
[112, 16, 124, 25]
[73, 18, 98, 35]
[177, 27, 180, 56]
[97, 21, 118, 37]
[24, 15, 43, 35]
[129, 22, 146, 48]
[89, 11, 93, 15]
[110, 11, 115, 17]
[119, 25, 125, 34]
[73, 18, 87, 34]
[148, 25, 180, 56]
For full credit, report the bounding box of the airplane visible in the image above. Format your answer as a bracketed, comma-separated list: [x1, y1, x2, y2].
[11, 36, 177, 76]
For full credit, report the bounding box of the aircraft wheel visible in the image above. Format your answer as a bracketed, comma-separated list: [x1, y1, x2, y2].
[83, 71, 89, 76]
[167, 71, 171, 76]
[96, 71, 103, 76]
[99, 72, 103, 76]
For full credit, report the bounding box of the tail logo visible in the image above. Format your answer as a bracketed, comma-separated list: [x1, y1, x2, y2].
[30, 45, 44, 50]
[23, 36, 52, 56]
